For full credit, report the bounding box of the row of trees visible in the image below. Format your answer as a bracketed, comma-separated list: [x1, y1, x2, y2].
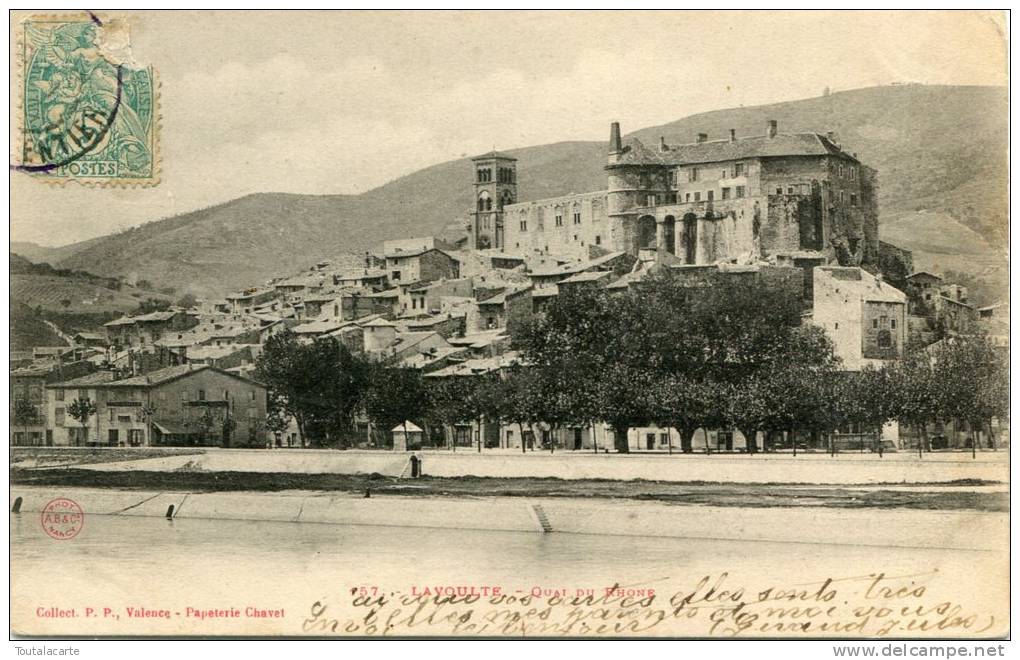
[253, 270, 1008, 452]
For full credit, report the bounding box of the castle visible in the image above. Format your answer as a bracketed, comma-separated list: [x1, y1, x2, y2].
[468, 120, 879, 273]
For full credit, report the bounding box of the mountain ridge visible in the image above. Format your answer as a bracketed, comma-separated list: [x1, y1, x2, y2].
[27, 84, 1006, 297]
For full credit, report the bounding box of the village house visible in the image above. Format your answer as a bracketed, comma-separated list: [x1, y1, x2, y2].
[104, 310, 199, 349]
[225, 287, 279, 315]
[402, 278, 474, 317]
[10, 360, 96, 446]
[332, 268, 389, 290]
[361, 317, 451, 361]
[475, 284, 533, 333]
[183, 344, 258, 370]
[45, 364, 268, 448]
[811, 266, 908, 370]
[384, 241, 461, 285]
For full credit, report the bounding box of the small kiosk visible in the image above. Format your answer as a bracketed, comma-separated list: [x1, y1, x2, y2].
[391, 421, 423, 452]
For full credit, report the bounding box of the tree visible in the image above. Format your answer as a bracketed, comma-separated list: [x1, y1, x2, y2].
[255, 330, 371, 447]
[140, 403, 157, 447]
[425, 377, 485, 449]
[67, 397, 97, 446]
[888, 350, 941, 455]
[928, 335, 1009, 451]
[175, 293, 198, 309]
[516, 268, 834, 454]
[363, 366, 427, 449]
[194, 408, 219, 445]
[264, 396, 292, 446]
[13, 398, 42, 442]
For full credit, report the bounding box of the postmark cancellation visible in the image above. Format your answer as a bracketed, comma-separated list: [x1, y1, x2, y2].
[14, 13, 160, 186]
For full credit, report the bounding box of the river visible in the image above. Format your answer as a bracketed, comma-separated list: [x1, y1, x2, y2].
[10, 504, 1009, 638]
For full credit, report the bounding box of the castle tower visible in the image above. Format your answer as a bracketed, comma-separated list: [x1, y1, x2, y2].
[605, 121, 668, 256]
[470, 151, 517, 250]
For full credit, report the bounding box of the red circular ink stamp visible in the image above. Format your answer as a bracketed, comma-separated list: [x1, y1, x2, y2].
[40, 498, 85, 540]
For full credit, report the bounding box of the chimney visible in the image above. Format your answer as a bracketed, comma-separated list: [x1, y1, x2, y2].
[609, 122, 622, 153]
[659, 136, 668, 152]
[826, 131, 839, 146]
[729, 128, 737, 142]
[767, 120, 778, 139]
[696, 133, 708, 144]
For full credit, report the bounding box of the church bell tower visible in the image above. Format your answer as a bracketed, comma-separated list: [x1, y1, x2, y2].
[470, 151, 517, 250]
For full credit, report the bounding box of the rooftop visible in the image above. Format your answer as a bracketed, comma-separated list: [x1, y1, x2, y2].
[611, 132, 859, 167]
[425, 352, 520, 378]
[470, 150, 517, 162]
[559, 270, 612, 285]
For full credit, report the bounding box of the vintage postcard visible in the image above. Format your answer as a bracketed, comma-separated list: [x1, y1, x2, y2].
[8, 10, 1010, 644]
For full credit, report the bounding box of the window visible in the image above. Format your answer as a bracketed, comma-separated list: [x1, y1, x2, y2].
[721, 187, 731, 200]
[250, 390, 256, 401]
[850, 167, 857, 180]
[736, 186, 745, 198]
[787, 187, 794, 194]
[55, 408, 65, 425]
[850, 193, 858, 207]
[555, 213, 563, 227]
[891, 319, 897, 329]
[669, 169, 678, 186]
[646, 194, 656, 207]
[689, 167, 699, 182]
[873, 319, 878, 329]
[595, 235, 601, 245]
[685, 193, 691, 202]
[834, 323, 839, 330]
[877, 330, 892, 349]
[181, 390, 189, 402]
[573, 212, 582, 224]
[776, 187, 783, 195]
[838, 165, 844, 178]
[573, 234, 579, 242]
[109, 409, 114, 421]
[694, 192, 701, 202]
[519, 220, 527, 232]
[707, 190, 714, 201]
[55, 389, 64, 401]
[733, 162, 744, 177]
[392, 271, 401, 281]
[198, 389, 206, 401]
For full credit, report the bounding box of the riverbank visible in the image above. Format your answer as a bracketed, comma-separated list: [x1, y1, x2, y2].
[17, 446, 1009, 485]
[10, 468, 1007, 512]
[9, 485, 1008, 550]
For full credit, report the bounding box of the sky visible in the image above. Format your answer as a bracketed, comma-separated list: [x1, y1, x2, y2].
[9, 10, 1008, 246]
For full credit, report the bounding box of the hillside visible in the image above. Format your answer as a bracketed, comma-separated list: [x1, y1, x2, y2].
[10, 253, 176, 350]
[10, 302, 68, 352]
[11, 254, 173, 314]
[38, 84, 1007, 297]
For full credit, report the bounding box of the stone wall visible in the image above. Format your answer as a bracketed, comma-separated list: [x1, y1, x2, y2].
[502, 190, 614, 258]
[861, 300, 907, 360]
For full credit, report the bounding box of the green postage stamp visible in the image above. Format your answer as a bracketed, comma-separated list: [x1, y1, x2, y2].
[15, 14, 159, 185]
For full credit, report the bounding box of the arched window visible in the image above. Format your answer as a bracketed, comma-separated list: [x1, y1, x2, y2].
[877, 329, 892, 349]
[478, 191, 491, 212]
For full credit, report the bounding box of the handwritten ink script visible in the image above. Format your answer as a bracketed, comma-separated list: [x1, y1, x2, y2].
[303, 571, 998, 637]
